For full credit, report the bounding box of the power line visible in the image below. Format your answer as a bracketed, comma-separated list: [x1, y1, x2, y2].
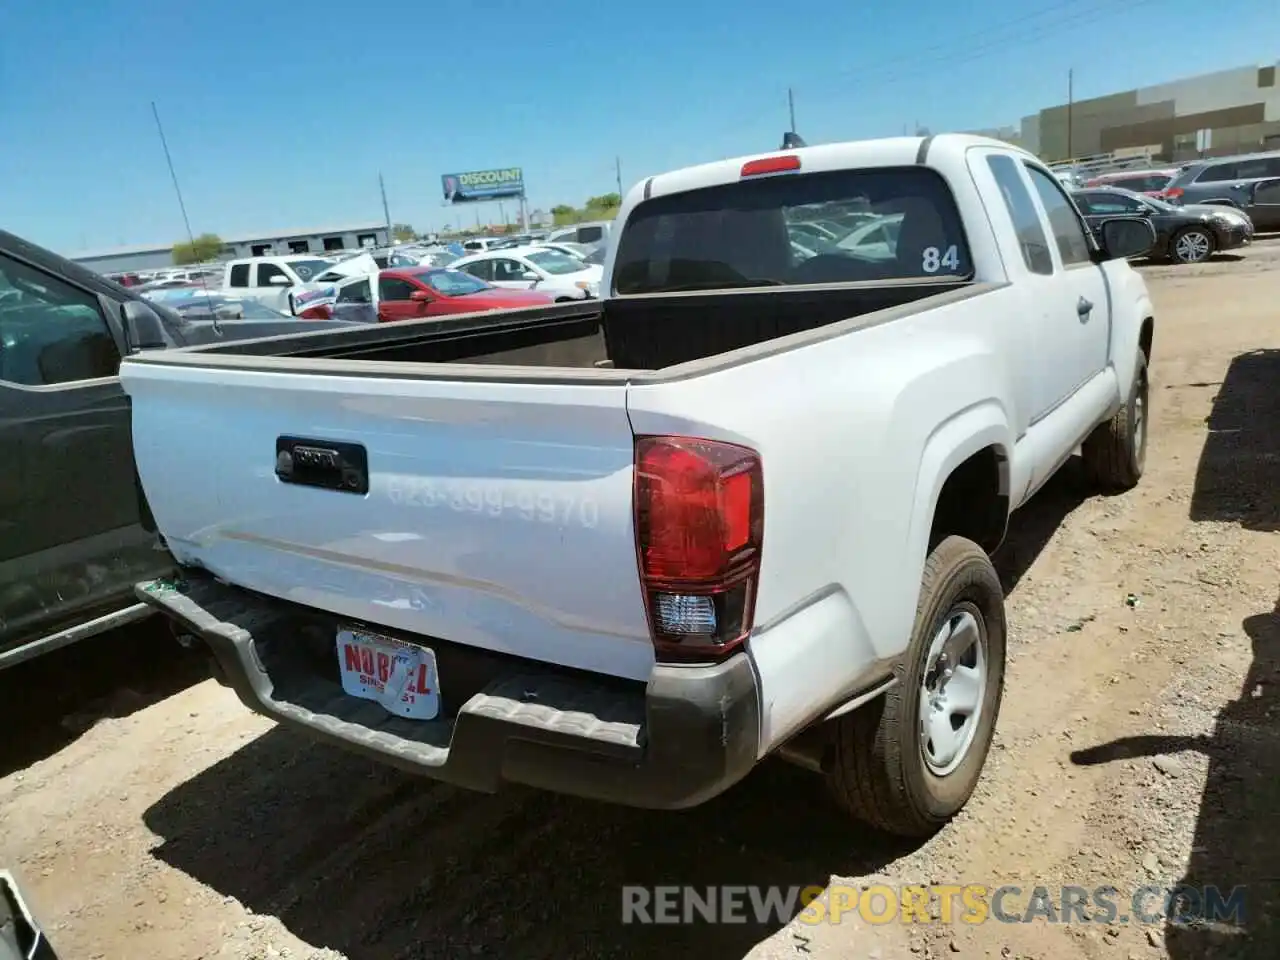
[696, 0, 1165, 144]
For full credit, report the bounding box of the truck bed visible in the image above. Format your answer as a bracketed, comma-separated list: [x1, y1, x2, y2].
[120, 276, 996, 686]
[129, 278, 983, 375]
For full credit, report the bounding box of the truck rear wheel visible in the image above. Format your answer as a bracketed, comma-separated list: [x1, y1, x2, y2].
[1081, 350, 1148, 492]
[825, 535, 1006, 837]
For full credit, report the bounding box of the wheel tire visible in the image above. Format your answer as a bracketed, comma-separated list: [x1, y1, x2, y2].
[1081, 350, 1148, 492]
[1169, 226, 1214, 264]
[824, 535, 1006, 837]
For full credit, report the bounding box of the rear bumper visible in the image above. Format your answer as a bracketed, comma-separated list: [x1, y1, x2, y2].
[136, 573, 760, 809]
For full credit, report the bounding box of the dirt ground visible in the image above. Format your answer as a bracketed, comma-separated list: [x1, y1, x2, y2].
[2, 242, 1277, 960]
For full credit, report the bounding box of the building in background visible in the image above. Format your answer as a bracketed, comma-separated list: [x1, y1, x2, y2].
[70, 221, 390, 274]
[975, 60, 1280, 162]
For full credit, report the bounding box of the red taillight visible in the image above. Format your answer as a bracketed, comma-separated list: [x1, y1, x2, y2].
[740, 154, 801, 178]
[297, 304, 332, 320]
[1162, 187, 1184, 201]
[634, 436, 763, 660]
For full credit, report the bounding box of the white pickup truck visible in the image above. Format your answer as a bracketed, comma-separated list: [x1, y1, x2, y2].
[222, 253, 378, 314]
[122, 135, 1156, 836]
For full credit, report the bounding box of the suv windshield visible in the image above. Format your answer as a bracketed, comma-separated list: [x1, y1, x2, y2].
[288, 258, 335, 281]
[524, 250, 589, 275]
[612, 167, 971, 294]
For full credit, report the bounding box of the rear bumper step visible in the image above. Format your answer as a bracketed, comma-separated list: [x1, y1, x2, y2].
[136, 573, 760, 809]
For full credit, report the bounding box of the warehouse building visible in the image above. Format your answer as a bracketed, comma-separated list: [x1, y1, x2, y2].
[70, 221, 391, 275]
[981, 60, 1280, 162]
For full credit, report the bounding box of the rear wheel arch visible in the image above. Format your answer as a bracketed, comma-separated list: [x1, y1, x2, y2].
[929, 445, 1010, 554]
[1139, 316, 1154, 363]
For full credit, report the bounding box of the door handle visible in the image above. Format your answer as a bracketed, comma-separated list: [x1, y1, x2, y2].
[1077, 296, 1093, 319]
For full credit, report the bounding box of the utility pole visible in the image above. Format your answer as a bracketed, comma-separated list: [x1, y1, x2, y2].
[379, 172, 392, 242]
[788, 87, 797, 134]
[615, 156, 623, 197]
[1066, 68, 1075, 160]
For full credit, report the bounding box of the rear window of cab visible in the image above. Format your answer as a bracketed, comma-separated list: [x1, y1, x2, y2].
[612, 167, 971, 295]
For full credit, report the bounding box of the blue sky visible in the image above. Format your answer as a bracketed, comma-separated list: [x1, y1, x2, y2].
[1, 0, 1274, 254]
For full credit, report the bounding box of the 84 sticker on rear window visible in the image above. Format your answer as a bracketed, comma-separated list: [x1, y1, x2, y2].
[921, 245, 961, 273]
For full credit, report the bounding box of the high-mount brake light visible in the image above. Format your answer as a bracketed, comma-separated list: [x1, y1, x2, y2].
[740, 155, 801, 178]
[633, 436, 764, 661]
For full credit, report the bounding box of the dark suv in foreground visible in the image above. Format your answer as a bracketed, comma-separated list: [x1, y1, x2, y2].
[0, 229, 358, 671]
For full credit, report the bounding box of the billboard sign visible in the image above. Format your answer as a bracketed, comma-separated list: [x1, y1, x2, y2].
[442, 167, 524, 203]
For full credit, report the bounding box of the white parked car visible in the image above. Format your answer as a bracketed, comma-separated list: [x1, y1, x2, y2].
[531, 241, 593, 259]
[222, 253, 379, 313]
[544, 220, 613, 246]
[451, 246, 602, 299]
[123, 133, 1156, 836]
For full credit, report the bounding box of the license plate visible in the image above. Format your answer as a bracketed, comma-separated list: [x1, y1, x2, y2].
[336, 628, 440, 720]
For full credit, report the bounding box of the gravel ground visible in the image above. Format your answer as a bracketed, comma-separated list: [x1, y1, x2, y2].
[1, 241, 1277, 960]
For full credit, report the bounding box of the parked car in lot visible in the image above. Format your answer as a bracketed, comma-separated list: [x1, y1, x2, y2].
[451, 246, 602, 299]
[531, 241, 594, 259]
[1071, 186, 1253, 264]
[222, 253, 374, 313]
[0, 228, 361, 670]
[1084, 168, 1177, 195]
[124, 133, 1156, 836]
[294, 268, 554, 322]
[375, 267, 555, 321]
[1159, 150, 1280, 209]
[544, 220, 612, 245]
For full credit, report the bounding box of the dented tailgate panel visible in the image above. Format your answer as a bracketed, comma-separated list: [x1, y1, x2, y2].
[122, 362, 655, 681]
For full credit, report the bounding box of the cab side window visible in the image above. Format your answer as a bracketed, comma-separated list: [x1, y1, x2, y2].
[228, 264, 251, 287]
[985, 155, 1054, 275]
[378, 277, 417, 301]
[460, 260, 493, 282]
[1024, 164, 1094, 266]
[256, 263, 290, 286]
[337, 279, 372, 304]
[0, 254, 120, 387]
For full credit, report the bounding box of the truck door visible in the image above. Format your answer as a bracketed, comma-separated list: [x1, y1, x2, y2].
[0, 251, 168, 655]
[376, 276, 427, 322]
[979, 152, 1089, 420]
[1022, 163, 1111, 382]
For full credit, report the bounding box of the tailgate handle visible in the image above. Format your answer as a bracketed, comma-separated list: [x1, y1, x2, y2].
[275, 436, 369, 495]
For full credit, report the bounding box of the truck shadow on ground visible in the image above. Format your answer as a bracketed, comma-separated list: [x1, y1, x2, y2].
[1069, 358, 1280, 957]
[992, 462, 1088, 594]
[143, 738, 908, 960]
[1068, 600, 1279, 959]
[0, 618, 208, 778]
[1189, 348, 1280, 532]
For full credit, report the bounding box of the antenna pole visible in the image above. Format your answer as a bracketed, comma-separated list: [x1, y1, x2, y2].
[151, 101, 195, 249]
[787, 87, 797, 133]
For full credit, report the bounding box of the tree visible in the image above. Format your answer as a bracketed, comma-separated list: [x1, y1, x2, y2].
[172, 233, 224, 265]
[585, 193, 621, 211]
[550, 204, 577, 226]
[392, 223, 417, 242]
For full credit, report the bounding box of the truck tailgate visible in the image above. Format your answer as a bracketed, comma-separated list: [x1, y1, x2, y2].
[121, 361, 655, 681]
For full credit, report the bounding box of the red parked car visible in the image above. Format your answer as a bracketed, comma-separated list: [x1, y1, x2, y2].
[376, 267, 554, 321]
[296, 267, 555, 322]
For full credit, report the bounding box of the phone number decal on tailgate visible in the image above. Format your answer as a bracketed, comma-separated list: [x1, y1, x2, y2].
[386, 477, 601, 529]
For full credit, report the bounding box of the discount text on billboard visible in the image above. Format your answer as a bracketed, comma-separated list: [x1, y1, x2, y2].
[441, 168, 525, 204]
